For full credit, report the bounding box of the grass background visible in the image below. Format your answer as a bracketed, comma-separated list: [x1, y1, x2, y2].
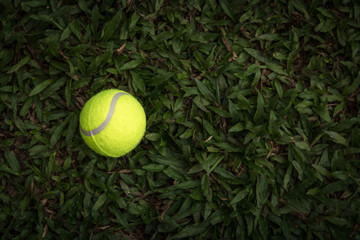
[1, 0, 360, 239]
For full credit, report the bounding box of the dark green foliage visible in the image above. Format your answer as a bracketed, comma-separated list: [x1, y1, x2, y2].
[1, 0, 360, 239]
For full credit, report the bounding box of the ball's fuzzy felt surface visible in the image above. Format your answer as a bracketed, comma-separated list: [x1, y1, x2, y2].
[79, 89, 146, 157]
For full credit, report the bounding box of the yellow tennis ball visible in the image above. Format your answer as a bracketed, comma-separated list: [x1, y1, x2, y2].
[79, 89, 146, 157]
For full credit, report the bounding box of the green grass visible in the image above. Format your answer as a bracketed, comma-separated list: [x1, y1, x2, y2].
[1, 0, 360, 239]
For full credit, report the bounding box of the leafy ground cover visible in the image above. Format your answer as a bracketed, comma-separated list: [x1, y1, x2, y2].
[1, 0, 360, 239]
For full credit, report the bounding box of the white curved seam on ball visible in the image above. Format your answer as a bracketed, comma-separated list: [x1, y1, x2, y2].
[81, 92, 127, 136]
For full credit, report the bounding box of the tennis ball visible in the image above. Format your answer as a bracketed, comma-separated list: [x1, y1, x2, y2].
[79, 89, 146, 157]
